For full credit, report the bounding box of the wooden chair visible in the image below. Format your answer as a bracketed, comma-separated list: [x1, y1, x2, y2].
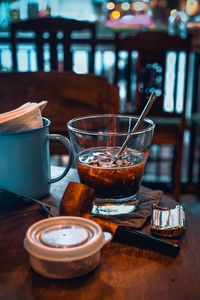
[187, 50, 200, 191]
[10, 17, 96, 72]
[188, 112, 200, 190]
[0, 71, 119, 153]
[114, 31, 191, 201]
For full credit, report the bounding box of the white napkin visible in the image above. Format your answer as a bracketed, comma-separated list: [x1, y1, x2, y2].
[0, 101, 47, 132]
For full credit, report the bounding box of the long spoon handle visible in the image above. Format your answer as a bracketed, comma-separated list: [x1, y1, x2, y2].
[115, 92, 157, 158]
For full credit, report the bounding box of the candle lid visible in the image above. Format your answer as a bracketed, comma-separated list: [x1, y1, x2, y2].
[24, 216, 112, 262]
[40, 225, 90, 248]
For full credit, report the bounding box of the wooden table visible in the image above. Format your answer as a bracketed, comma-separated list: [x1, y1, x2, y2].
[0, 167, 200, 300]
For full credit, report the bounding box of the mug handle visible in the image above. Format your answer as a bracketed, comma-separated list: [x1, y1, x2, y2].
[47, 134, 74, 184]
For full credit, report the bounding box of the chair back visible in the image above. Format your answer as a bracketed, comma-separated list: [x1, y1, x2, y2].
[0, 71, 119, 134]
[114, 31, 191, 119]
[11, 17, 96, 72]
[114, 31, 191, 200]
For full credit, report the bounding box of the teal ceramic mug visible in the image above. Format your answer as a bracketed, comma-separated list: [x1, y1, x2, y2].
[0, 117, 73, 199]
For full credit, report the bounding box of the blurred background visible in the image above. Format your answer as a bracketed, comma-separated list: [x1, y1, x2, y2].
[0, 0, 200, 216]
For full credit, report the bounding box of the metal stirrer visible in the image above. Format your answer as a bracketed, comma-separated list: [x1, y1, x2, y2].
[114, 91, 157, 159]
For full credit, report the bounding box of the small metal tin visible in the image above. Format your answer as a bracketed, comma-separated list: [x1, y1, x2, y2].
[150, 205, 186, 238]
[24, 216, 112, 279]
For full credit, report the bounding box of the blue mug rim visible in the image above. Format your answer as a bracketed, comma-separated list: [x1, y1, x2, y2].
[0, 117, 50, 136]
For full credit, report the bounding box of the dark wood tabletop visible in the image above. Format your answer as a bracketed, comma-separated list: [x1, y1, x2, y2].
[0, 167, 200, 300]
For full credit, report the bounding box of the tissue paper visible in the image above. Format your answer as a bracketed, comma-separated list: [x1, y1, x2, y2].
[0, 101, 47, 132]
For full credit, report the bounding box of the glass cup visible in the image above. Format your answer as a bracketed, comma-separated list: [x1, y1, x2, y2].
[67, 115, 155, 216]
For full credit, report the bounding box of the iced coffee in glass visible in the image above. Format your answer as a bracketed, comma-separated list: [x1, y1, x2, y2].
[67, 115, 155, 216]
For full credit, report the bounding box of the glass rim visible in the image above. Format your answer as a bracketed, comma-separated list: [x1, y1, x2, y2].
[67, 114, 155, 136]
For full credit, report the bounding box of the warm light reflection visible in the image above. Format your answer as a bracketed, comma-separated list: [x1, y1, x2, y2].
[186, 0, 199, 16]
[110, 10, 120, 20]
[107, 2, 115, 10]
[170, 9, 177, 15]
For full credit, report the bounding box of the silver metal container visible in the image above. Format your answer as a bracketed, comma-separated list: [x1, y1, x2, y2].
[24, 216, 112, 279]
[151, 205, 185, 238]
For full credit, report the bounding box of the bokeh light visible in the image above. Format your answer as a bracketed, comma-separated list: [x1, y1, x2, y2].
[121, 2, 130, 11]
[107, 2, 115, 10]
[110, 10, 121, 20]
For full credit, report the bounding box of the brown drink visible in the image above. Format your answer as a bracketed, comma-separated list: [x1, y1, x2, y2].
[76, 147, 147, 201]
[68, 115, 154, 215]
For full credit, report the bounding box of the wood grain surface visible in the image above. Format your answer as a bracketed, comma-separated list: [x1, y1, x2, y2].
[0, 167, 200, 300]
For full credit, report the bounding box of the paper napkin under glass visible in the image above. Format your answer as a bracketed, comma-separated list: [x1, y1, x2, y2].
[95, 187, 163, 230]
